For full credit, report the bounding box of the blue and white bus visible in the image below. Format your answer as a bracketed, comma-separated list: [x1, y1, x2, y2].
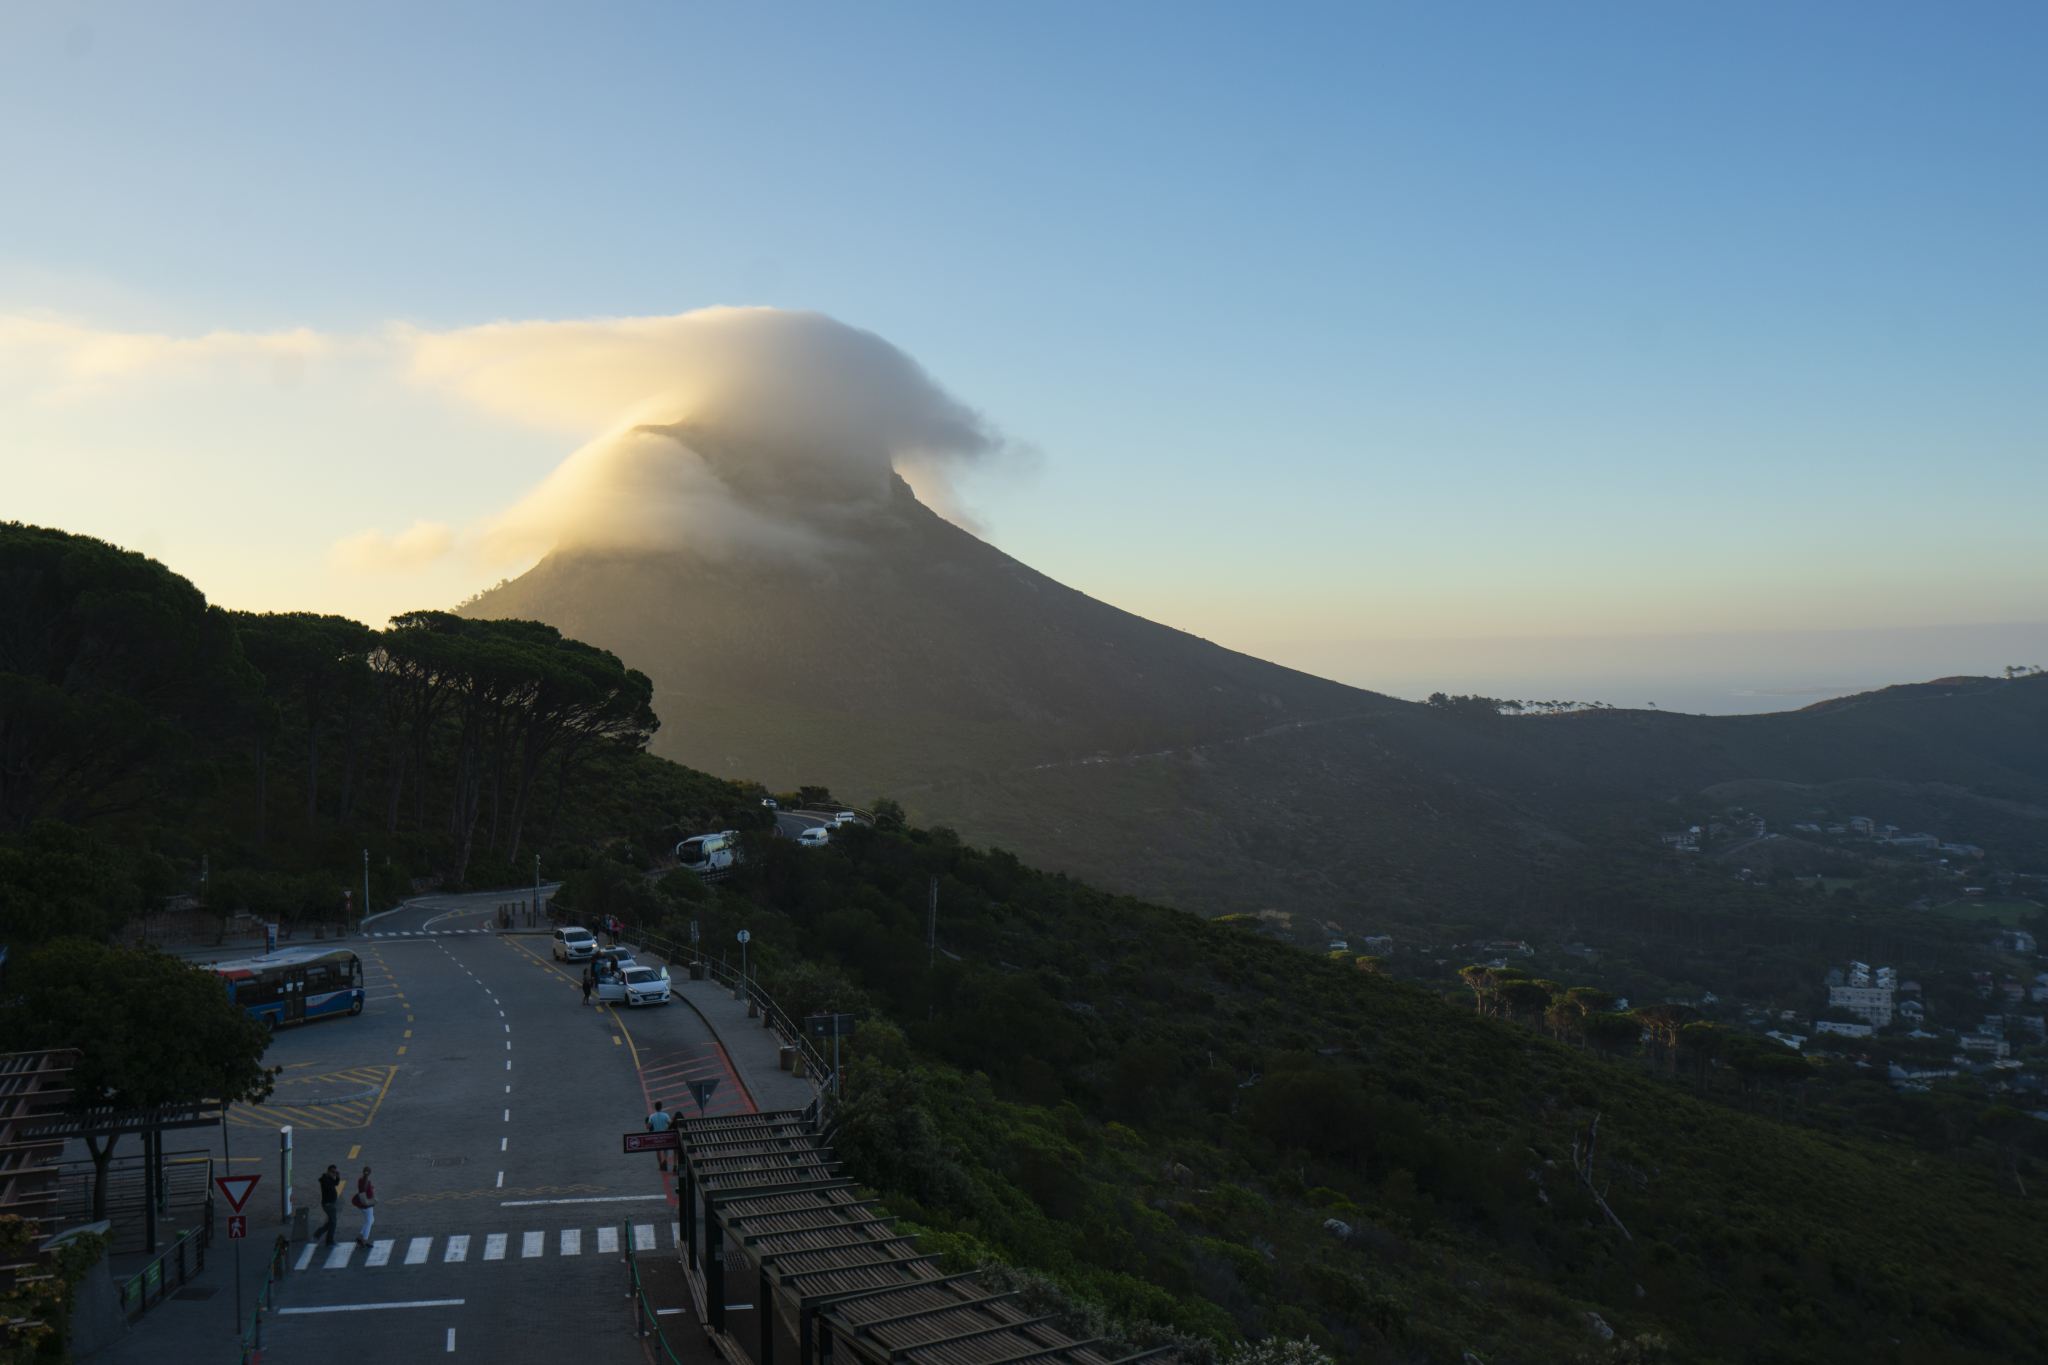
[210, 947, 365, 1031]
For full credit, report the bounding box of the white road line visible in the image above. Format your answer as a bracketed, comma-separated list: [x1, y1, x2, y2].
[633, 1224, 655, 1251]
[447, 1327, 457, 1351]
[505, 1060, 511, 1070]
[500, 1137, 507, 1152]
[295, 1243, 317, 1270]
[496, 1171, 504, 1188]
[657, 1308, 688, 1316]
[521, 1231, 544, 1258]
[501, 1195, 669, 1206]
[324, 1243, 356, 1269]
[366, 1239, 395, 1266]
[483, 1233, 507, 1261]
[503, 1109, 509, 1121]
[405, 1237, 432, 1265]
[444, 1234, 471, 1262]
[560, 1229, 582, 1255]
[279, 1299, 465, 1315]
[505, 1041, 511, 1049]
[596, 1226, 619, 1254]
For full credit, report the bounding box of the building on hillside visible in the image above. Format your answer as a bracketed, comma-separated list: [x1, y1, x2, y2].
[1814, 1020, 1873, 1039]
[1361, 936, 1394, 953]
[1880, 833, 1940, 851]
[2017, 1015, 2047, 1042]
[1896, 999, 1925, 1024]
[1764, 1030, 1807, 1048]
[1959, 1033, 2010, 1058]
[1993, 929, 2037, 953]
[1825, 968, 1846, 987]
[1848, 817, 1876, 836]
[1830, 984, 1895, 1026]
[1875, 967, 1898, 990]
[1848, 962, 1872, 987]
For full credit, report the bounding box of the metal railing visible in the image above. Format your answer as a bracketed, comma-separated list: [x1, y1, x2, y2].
[646, 935, 839, 1103]
[240, 1234, 292, 1365]
[116, 1199, 211, 1321]
[624, 1219, 691, 1363]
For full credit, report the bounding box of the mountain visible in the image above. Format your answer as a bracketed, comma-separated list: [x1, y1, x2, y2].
[466, 478, 2048, 931]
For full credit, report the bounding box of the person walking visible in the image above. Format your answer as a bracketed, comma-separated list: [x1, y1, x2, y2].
[351, 1166, 377, 1248]
[582, 966, 594, 1006]
[317, 1165, 341, 1246]
[646, 1099, 673, 1173]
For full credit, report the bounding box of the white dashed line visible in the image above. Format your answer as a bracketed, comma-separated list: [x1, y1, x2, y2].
[496, 1171, 503, 1188]
[500, 1137, 507, 1152]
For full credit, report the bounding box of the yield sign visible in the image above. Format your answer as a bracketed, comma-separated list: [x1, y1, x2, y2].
[688, 1078, 720, 1112]
[213, 1174, 261, 1213]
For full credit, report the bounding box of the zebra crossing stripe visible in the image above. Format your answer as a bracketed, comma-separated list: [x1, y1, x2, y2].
[596, 1227, 619, 1254]
[366, 1239, 395, 1266]
[483, 1233, 508, 1261]
[307, 1225, 681, 1268]
[295, 1243, 317, 1270]
[444, 1235, 470, 1263]
[632, 1224, 655, 1251]
[521, 1231, 544, 1258]
[405, 1237, 432, 1265]
[561, 1229, 582, 1256]
[324, 1243, 356, 1269]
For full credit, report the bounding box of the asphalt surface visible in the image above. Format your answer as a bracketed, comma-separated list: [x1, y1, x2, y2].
[89, 886, 758, 1365]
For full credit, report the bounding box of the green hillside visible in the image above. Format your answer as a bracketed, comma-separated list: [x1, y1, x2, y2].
[561, 824, 2048, 1365]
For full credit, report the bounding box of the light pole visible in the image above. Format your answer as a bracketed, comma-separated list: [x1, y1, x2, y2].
[361, 849, 369, 933]
[737, 929, 750, 989]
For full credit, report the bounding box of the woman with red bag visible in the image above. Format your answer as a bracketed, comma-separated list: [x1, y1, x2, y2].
[351, 1166, 377, 1248]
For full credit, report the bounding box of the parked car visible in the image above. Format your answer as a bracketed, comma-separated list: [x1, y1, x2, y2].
[830, 811, 858, 828]
[552, 926, 597, 961]
[797, 826, 831, 848]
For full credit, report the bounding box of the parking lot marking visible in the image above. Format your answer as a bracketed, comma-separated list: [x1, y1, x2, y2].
[482, 1233, 507, 1261]
[405, 1237, 432, 1265]
[444, 1235, 470, 1262]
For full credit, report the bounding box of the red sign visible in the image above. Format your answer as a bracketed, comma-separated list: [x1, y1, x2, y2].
[214, 1174, 261, 1212]
[227, 1215, 248, 1239]
[624, 1131, 679, 1153]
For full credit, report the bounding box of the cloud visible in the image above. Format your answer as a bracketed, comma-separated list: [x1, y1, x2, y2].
[414, 307, 1012, 562]
[2, 306, 1019, 570]
[0, 314, 334, 399]
[331, 520, 457, 575]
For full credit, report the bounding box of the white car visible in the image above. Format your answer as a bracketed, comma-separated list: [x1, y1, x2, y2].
[552, 926, 597, 961]
[797, 826, 831, 848]
[621, 965, 671, 1007]
[830, 812, 858, 828]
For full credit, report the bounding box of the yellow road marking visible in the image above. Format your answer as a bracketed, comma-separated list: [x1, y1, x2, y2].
[612, 1036, 621, 1046]
[404, 1030, 412, 1038]
[348, 1145, 360, 1159]
[397, 1046, 406, 1054]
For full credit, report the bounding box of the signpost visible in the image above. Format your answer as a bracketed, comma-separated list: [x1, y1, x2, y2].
[265, 922, 277, 954]
[279, 1126, 293, 1222]
[688, 1078, 720, 1112]
[805, 1013, 857, 1094]
[214, 1171, 261, 1303]
[736, 929, 750, 990]
[624, 1130, 681, 1154]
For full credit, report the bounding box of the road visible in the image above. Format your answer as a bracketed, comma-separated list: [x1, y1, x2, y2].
[96, 886, 763, 1365]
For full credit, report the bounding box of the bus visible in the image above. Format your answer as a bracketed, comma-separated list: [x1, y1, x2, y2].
[210, 947, 365, 1031]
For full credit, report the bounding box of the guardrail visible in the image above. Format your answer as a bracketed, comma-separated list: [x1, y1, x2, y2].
[116, 1199, 211, 1321]
[624, 1218, 692, 1364]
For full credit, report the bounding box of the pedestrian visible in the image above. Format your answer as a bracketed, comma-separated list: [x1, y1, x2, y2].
[351, 1166, 377, 1247]
[582, 966, 594, 1005]
[317, 1164, 341, 1245]
[646, 1099, 673, 1173]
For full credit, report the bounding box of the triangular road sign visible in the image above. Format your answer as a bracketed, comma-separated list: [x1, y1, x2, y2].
[214, 1174, 261, 1212]
[688, 1078, 720, 1112]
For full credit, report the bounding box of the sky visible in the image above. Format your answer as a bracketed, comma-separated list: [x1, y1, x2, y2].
[3, 2, 2044, 713]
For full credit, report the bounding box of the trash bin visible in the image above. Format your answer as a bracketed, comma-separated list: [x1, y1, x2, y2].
[779, 1046, 796, 1071]
[791, 1054, 807, 1078]
[688, 962, 705, 980]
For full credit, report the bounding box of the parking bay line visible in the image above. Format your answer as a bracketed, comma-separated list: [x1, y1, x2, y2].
[279, 1299, 465, 1315]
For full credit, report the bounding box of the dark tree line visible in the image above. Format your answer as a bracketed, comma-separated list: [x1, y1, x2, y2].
[1, 524, 658, 893]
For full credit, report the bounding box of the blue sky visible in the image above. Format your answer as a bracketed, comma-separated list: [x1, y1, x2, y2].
[3, 2, 2044, 710]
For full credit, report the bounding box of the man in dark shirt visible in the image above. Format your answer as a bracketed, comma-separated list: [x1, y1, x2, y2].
[317, 1165, 342, 1245]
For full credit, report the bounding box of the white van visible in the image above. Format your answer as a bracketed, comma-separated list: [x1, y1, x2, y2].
[552, 926, 597, 961]
[797, 826, 831, 848]
[675, 830, 741, 873]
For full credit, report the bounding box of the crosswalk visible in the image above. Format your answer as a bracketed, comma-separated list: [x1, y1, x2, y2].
[293, 1223, 680, 1271]
[365, 929, 495, 937]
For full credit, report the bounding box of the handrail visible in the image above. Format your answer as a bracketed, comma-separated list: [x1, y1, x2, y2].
[116, 1197, 212, 1321]
[625, 1219, 691, 1364]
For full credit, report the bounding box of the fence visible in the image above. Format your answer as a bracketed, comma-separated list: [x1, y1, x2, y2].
[116, 1200, 211, 1321]
[54, 1149, 214, 1248]
[623, 1218, 693, 1364]
[239, 1234, 292, 1365]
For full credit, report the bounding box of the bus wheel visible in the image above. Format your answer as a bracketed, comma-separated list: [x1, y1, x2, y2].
[349, 997, 363, 1017]
[267, 1015, 279, 1033]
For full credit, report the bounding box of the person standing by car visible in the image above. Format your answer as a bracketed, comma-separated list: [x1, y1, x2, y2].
[582, 966, 594, 1006]
[351, 1166, 377, 1247]
[646, 1100, 673, 1172]
[317, 1165, 341, 1246]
